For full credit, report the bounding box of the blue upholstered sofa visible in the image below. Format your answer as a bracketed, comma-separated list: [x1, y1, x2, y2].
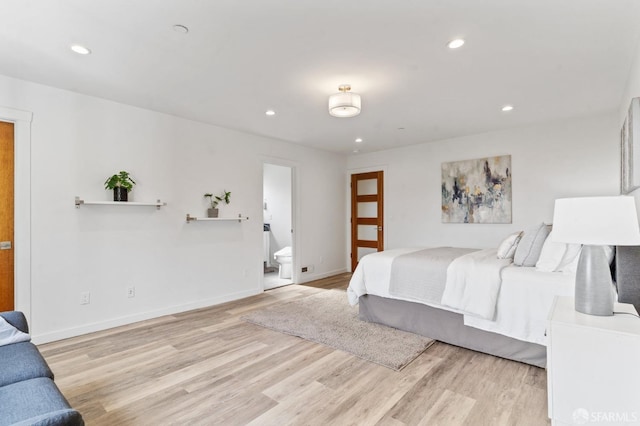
[0, 311, 84, 426]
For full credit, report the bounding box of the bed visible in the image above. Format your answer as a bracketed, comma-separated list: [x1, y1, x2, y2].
[347, 243, 640, 368]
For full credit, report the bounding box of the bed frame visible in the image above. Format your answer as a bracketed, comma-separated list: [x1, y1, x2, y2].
[358, 246, 640, 368]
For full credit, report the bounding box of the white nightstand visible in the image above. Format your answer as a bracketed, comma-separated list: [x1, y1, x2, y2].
[547, 296, 640, 426]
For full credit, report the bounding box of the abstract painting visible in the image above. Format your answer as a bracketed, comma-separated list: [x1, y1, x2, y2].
[441, 155, 512, 223]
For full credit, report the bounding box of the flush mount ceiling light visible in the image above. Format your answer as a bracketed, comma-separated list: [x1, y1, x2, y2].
[70, 44, 91, 55]
[328, 84, 361, 118]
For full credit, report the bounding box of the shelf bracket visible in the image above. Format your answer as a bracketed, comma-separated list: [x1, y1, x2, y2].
[186, 214, 196, 223]
[75, 196, 84, 208]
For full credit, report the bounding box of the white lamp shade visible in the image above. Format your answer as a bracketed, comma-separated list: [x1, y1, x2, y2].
[552, 196, 640, 245]
[328, 92, 361, 117]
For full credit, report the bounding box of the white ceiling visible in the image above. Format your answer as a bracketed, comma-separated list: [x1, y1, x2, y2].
[2, 0, 640, 154]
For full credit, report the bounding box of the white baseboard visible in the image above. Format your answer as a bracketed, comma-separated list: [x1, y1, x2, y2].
[32, 288, 262, 345]
[296, 267, 349, 284]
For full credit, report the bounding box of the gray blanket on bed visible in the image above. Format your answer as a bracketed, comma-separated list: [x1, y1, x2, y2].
[389, 247, 479, 304]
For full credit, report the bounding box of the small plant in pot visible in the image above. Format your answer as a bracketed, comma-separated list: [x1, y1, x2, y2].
[104, 171, 136, 202]
[204, 190, 231, 218]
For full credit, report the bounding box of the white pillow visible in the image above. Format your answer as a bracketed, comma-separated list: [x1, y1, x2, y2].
[556, 245, 613, 274]
[603, 245, 615, 264]
[514, 223, 552, 266]
[555, 243, 582, 273]
[535, 231, 567, 272]
[558, 249, 581, 274]
[497, 231, 523, 259]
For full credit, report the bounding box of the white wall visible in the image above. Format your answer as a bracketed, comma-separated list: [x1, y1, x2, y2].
[347, 114, 620, 252]
[620, 38, 640, 125]
[263, 163, 292, 260]
[0, 74, 347, 343]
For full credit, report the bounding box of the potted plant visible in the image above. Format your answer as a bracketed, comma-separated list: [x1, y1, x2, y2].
[104, 171, 136, 202]
[204, 190, 231, 217]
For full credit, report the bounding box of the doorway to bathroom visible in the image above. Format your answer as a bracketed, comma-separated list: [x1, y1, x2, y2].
[263, 163, 294, 290]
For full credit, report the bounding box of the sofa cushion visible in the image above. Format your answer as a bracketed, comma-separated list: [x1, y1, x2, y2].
[10, 409, 84, 426]
[0, 342, 54, 387]
[0, 377, 83, 426]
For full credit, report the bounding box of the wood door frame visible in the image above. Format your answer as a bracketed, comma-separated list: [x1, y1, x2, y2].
[0, 121, 15, 311]
[0, 107, 32, 322]
[347, 166, 386, 271]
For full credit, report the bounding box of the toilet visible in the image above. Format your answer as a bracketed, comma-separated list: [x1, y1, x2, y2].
[274, 246, 292, 279]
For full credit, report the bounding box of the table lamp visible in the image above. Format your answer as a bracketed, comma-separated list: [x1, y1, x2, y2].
[552, 196, 640, 316]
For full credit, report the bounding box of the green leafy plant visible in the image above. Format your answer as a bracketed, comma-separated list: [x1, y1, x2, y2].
[204, 190, 231, 208]
[104, 171, 136, 191]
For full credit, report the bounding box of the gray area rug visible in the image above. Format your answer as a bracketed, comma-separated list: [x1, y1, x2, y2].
[241, 290, 435, 371]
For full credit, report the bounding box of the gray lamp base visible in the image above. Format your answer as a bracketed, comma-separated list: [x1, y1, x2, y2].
[575, 245, 614, 316]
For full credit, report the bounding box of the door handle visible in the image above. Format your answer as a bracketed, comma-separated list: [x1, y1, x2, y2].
[378, 226, 383, 231]
[0, 241, 11, 250]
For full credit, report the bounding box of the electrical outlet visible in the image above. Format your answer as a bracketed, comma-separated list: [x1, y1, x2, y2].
[127, 287, 135, 298]
[80, 292, 91, 305]
[301, 266, 308, 273]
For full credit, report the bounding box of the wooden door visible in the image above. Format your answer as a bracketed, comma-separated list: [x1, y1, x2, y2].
[350, 171, 383, 271]
[0, 121, 14, 311]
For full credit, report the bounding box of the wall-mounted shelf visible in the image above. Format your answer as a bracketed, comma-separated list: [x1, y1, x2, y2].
[75, 197, 166, 210]
[186, 213, 249, 223]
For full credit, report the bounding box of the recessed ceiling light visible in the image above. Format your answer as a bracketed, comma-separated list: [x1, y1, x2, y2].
[501, 105, 514, 112]
[353, 149, 360, 154]
[70, 44, 91, 55]
[355, 138, 363, 143]
[265, 110, 276, 116]
[173, 24, 189, 34]
[447, 39, 465, 49]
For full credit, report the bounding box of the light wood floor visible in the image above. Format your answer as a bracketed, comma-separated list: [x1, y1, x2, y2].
[39, 273, 550, 425]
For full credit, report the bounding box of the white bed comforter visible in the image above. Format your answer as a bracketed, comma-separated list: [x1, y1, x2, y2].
[440, 249, 513, 320]
[347, 248, 421, 306]
[464, 266, 574, 345]
[347, 248, 575, 345]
